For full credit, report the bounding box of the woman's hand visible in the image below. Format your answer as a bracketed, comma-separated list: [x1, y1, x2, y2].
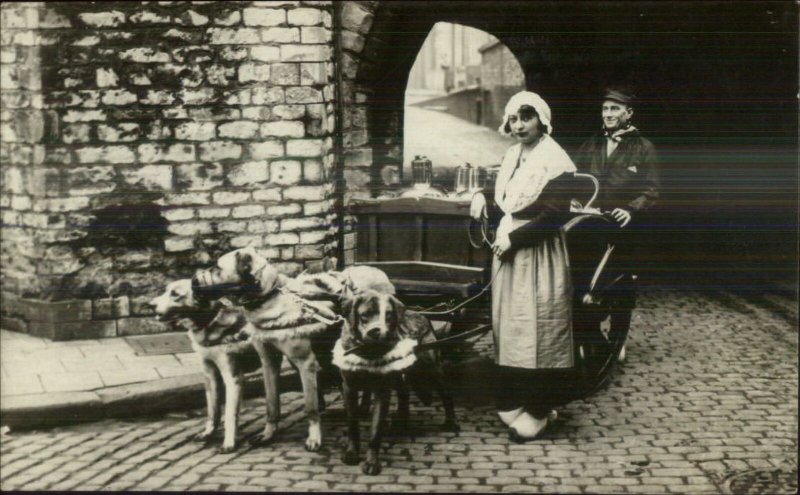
[492, 233, 511, 258]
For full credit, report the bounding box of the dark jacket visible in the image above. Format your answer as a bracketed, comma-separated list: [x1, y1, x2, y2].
[573, 129, 660, 214]
[487, 173, 585, 252]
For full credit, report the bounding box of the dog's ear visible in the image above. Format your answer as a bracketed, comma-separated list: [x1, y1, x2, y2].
[343, 293, 363, 339]
[388, 294, 408, 337]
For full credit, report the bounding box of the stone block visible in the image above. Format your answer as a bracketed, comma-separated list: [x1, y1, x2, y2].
[285, 86, 323, 104]
[26, 299, 93, 323]
[272, 104, 305, 120]
[130, 10, 171, 24]
[119, 47, 170, 63]
[243, 8, 285, 26]
[252, 188, 282, 202]
[270, 63, 300, 86]
[265, 232, 300, 246]
[138, 143, 196, 163]
[180, 88, 216, 106]
[197, 207, 230, 219]
[300, 230, 329, 244]
[175, 162, 224, 191]
[341, 30, 365, 53]
[252, 87, 284, 105]
[75, 145, 135, 164]
[31, 319, 118, 340]
[288, 8, 322, 26]
[198, 141, 242, 162]
[250, 46, 280, 62]
[100, 89, 137, 106]
[300, 62, 327, 85]
[247, 219, 279, 233]
[238, 63, 271, 83]
[261, 27, 300, 43]
[281, 44, 331, 62]
[248, 140, 284, 159]
[141, 90, 175, 106]
[117, 317, 169, 336]
[213, 191, 250, 205]
[295, 244, 324, 259]
[284, 185, 328, 201]
[167, 221, 213, 236]
[261, 121, 304, 138]
[301, 27, 331, 44]
[218, 120, 259, 139]
[165, 236, 194, 252]
[341, 2, 373, 34]
[208, 28, 261, 44]
[62, 110, 106, 123]
[179, 9, 209, 26]
[174, 122, 216, 141]
[232, 204, 266, 219]
[217, 220, 247, 232]
[287, 138, 323, 157]
[96, 68, 119, 88]
[303, 158, 324, 182]
[241, 106, 271, 120]
[231, 234, 263, 248]
[97, 123, 140, 142]
[281, 216, 326, 232]
[92, 296, 130, 320]
[220, 46, 248, 61]
[120, 164, 173, 190]
[163, 208, 194, 222]
[270, 160, 302, 185]
[78, 11, 126, 28]
[229, 160, 269, 186]
[213, 10, 241, 26]
[205, 64, 235, 86]
[266, 203, 302, 217]
[189, 107, 241, 121]
[165, 192, 210, 206]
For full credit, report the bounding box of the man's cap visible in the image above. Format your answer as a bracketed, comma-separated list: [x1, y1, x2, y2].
[603, 87, 636, 105]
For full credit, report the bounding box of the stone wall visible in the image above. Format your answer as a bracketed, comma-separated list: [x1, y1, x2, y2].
[0, 1, 340, 339]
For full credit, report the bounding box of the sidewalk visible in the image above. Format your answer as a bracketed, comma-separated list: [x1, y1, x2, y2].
[0, 329, 291, 430]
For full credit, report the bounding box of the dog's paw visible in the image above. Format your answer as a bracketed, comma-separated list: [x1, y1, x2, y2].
[217, 443, 237, 454]
[248, 432, 275, 447]
[305, 436, 322, 452]
[194, 430, 215, 443]
[440, 419, 460, 433]
[341, 449, 360, 465]
[361, 459, 382, 475]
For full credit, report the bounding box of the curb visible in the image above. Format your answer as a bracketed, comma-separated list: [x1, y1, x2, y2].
[0, 371, 280, 431]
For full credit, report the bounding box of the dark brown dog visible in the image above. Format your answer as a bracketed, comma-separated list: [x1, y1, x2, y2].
[335, 290, 458, 475]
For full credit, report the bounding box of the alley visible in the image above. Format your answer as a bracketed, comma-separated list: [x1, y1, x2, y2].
[0, 289, 797, 493]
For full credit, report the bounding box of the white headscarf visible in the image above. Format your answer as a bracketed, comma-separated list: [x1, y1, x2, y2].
[498, 91, 553, 136]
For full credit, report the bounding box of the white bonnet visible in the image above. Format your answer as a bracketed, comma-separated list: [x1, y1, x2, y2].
[498, 91, 553, 136]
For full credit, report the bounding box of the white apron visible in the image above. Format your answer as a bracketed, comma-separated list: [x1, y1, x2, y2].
[491, 136, 576, 369]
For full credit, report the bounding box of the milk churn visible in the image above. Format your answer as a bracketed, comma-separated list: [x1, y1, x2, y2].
[411, 155, 433, 189]
[455, 163, 482, 195]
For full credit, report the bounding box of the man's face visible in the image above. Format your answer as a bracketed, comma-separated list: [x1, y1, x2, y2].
[602, 99, 633, 132]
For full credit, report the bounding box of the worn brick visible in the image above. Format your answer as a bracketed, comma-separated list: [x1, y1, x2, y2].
[218, 120, 259, 139]
[253, 188, 282, 202]
[97, 123, 140, 143]
[261, 121, 304, 138]
[208, 27, 261, 45]
[231, 204, 266, 219]
[252, 86, 284, 105]
[213, 191, 250, 205]
[174, 122, 215, 141]
[138, 143, 195, 163]
[281, 44, 331, 62]
[197, 207, 230, 219]
[287, 138, 323, 157]
[238, 63, 271, 83]
[285, 86, 323, 104]
[167, 221, 213, 236]
[175, 163, 224, 191]
[250, 46, 280, 62]
[75, 145, 135, 164]
[270, 63, 300, 86]
[120, 164, 173, 190]
[78, 11, 126, 28]
[266, 203, 301, 217]
[261, 27, 300, 43]
[270, 160, 302, 185]
[198, 141, 242, 162]
[243, 8, 285, 27]
[229, 160, 269, 186]
[341, 2, 373, 33]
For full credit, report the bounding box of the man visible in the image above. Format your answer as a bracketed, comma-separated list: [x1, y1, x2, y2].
[574, 87, 659, 228]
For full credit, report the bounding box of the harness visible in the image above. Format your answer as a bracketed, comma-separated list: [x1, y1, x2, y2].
[332, 338, 418, 374]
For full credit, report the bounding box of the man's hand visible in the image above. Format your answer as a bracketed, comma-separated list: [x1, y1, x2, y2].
[611, 208, 631, 228]
[492, 233, 511, 258]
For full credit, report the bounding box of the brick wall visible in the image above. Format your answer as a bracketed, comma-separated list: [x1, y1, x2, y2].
[0, 1, 342, 339]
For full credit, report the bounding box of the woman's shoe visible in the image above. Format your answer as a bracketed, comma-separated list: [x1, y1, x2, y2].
[497, 407, 524, 426]
[508, 412, 548, 443]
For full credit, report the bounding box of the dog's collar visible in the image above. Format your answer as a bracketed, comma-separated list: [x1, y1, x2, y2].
[241, 286, 280, 310]
[332, 338, 418, 374]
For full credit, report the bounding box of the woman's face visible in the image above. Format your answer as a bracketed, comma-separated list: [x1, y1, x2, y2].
[507, 107, 542, 145]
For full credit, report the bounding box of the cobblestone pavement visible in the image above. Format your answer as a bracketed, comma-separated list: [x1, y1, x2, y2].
[1, 289, 796, 493]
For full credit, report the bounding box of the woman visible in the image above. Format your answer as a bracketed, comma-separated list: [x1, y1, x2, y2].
[487, 91, 580, 442]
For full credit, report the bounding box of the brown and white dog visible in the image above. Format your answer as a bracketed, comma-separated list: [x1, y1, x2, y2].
[149, 279, 259, 453]
[334, 289, 459, 475]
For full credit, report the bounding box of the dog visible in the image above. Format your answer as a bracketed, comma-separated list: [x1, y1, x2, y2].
[191, 247, 354, 451]
[334, 289, 459, 475]
[149, 279, 259, 453]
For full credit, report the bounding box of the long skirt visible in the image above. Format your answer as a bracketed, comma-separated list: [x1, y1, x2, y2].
[491, 230, 573, 370]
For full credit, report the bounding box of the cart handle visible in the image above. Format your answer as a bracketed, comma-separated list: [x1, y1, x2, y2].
[572, 172, 600, 212]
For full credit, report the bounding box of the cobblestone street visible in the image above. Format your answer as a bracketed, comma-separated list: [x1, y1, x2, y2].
[1, 289, 796, 493]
